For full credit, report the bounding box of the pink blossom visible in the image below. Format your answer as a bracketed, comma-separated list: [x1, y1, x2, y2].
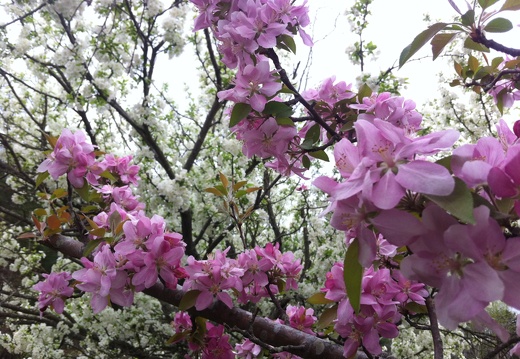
[318, 119, 458, 210]
[33, 272, 73, 314]
[488, 145, 520, 201]
[451, 136, 505, 188]
[352, 92, 422, 132]
[235, 339, 262, 358]
[218, 60, 281, 112]
[202, 323, 234, 359]
[241, 117, 297, 159]
[391, 270, 428, 306]
[321, 262, 347, 302]
[72, 244, 130, 313]
[286, 305, 316, 335]
[37, 129, 96, 188]
[131, 237, 184, 289]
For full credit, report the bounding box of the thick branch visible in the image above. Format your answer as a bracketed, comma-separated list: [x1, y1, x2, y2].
[41, 234, 345, 358]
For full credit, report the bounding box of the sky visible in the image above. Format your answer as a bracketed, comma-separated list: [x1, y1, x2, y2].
[302, 0, 455, 105]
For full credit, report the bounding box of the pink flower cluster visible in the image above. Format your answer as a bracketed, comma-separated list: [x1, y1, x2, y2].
[190, 321, 235, 359]
[371, 119, 520, 334]
[189, 0, 324, 177]
[233, 115, 299, 175]
[38, 129, 96, 188]
[321, 264, 427, 358]
[72, 213, 185, 313]
[191, 0, 312, 67]
[183, 243, 302, 310]
[192, 0, 311, 113]
[34, 130, 186, 314]
[313, 104, 459, 265]
[38, 129, 139, 188]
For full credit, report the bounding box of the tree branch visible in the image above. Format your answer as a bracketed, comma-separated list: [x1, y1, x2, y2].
[426, 296, 443, 359]
[0, 1, 51, 30]
[473, 28, 520, 57]
[41, 234, 345, 358]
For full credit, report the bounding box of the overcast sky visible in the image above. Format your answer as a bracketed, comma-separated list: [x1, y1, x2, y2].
[302, 1, 462, 107]
[303, 0, 520, 109]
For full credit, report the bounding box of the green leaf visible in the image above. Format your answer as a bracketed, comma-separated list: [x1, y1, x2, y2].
[75, 181, 91, 201]
[279, 34, 297, 54]
[166, 331, 190, 345]
[109, 210, 122, 235]
[343, 238, 363, 313]
[235, 189, 247, 198]
[308, 150, 329, 162]
[404, 302, 428, 314]
[276, 117, 295, 127]
[304, 124, 321, 144]
[34, 208, 47, 217]
[425, 178, 475, 224]
[474, 66, 492, 80]
[229, 103, 252, 127]
[479, 0, 501, 9]
[399, 22, 448, 67]
[40, 246, 58, 272]
[500, 0, 520, 11]
[454, 61, 463, 76]
[435, 155, 452, 173]
[468, 55, 480, 72]
[99, 170, 117, 182]
[316, 305, 338, 329]
[51, 188, 68, 200]
[35, 171, 49, 188]
[277, 278, 286, 293]
[450, 79, 461, 87]
[307, 292, 335, 305]
[214, 184, 228, 196]
[357, 83, 372, 102]
[302, 155, 311, 169]
[492, 56, 505, 69]
[461, 9, 475, 27]
[90, 228, 106, 238]
[263, 101, 294, 117]
[484, 17, 513, 32]
[431, 32, 458, 60]
[192, 317, 208, 345]
[83, 238, 104, 257]
[495, 87, 507, 114]
[463, 36, 490, 52]
[504, 58, 520, 69]
[179, 290, 201, 311]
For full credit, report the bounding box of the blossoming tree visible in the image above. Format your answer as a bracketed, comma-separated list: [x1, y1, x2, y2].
[2, 0, 520, 358]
